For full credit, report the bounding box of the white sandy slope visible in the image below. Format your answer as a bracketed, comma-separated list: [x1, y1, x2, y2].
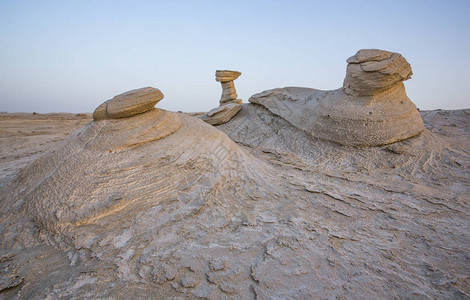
[0, 107, 469, 299]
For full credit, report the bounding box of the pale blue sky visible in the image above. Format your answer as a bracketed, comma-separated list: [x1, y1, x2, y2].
[0, 0, 469, 113]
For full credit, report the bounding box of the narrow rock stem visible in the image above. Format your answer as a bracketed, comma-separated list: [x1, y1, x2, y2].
[220, 81, 238, 105]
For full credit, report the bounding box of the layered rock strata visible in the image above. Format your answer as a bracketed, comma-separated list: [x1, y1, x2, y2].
[216, 70, 242, 106]
[199, 103, 242, 125]
[93, 87, 164, 121]
[343, 49, 413, 96]
[91, 87, 180, 150]
[200, 70, 243, 125]
[249, 49, 424, 146]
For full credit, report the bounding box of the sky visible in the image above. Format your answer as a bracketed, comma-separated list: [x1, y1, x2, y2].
[0, 0, 469, 113]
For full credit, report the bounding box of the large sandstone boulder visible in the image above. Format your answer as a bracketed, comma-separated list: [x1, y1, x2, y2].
[343, 49, 413, 96]
[249, 49, 424, 146]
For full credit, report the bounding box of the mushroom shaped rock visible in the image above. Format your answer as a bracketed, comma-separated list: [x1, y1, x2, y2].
[343, 49, 413, 96]
[216, 70, 243, 106]
[90, 88, 181, 151]
[199, 103, 242, 125]
[249, 49, 424, 146]
[93, 87, 164, 121]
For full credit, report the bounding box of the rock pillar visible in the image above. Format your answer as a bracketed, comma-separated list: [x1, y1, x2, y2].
[216, 70, 242, 106]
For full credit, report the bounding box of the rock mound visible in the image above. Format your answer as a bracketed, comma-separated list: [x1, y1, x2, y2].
[2, 86, 274, 235]
[249, 49, 424, 146]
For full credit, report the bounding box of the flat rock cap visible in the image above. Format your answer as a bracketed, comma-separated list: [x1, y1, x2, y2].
[216, 70, 241, 82]
[346, 49, 394, 64]
[93, 87, 164, 121]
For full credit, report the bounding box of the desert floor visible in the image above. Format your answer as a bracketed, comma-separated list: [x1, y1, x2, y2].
[0, 113, 92, 187]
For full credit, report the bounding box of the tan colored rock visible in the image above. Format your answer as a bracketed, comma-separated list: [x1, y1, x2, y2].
[200, 103, 242, 125]
[93, 87, 163, 121]
[220, 81, 239, 104]
[216, 70, 242, 106]
[343, 49, 412, 96]
[92, 101, 109, 121]
[215, 70, 241, 82]
[201, 70, 243, 126]
[249, 49, 424, 146]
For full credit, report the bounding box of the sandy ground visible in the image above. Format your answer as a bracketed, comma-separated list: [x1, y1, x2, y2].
[0, 113, 92, 187]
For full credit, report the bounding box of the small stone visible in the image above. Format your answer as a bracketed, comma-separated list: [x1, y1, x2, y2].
[209, 258, 225, 271]
[181, 273, 198, 288]
[219, 282, 238, 294]
[200, 103, 242, 125]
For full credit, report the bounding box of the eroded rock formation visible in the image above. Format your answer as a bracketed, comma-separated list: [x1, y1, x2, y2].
[216, 70, 242, 106]
[93, 87, 164, 121]
[200, 70, 243, 125]
[343, 49, 413, 96]
[90, 88, 181, 151]
[249, 49, 424, 146]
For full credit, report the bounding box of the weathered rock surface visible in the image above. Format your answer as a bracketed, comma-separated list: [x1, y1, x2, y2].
[93, 87, 163, 121]
[1, 91, 469, 298]
[215, 70, 241, 83]
[249, 49, 424, 146]
[343, 49, 413, 96]
[199, 103, 242, 125]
